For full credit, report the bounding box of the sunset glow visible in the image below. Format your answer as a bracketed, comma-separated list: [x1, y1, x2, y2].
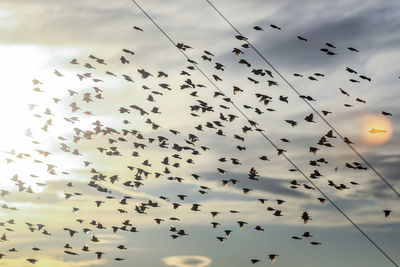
[362, 115, 393, 146]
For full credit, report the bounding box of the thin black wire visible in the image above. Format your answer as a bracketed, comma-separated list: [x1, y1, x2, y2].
[205, 0, 400, 199]
[131, 0, 398, 266]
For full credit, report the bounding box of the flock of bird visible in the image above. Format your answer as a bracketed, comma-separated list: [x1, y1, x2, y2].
[0, 21, 396, 266]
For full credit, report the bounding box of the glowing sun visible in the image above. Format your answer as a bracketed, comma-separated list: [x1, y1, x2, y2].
[362, 115, 393, 146]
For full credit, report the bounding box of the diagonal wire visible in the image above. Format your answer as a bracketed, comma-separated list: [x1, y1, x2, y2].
[205, 0, 400, 199]
[130, 0, 398, 266]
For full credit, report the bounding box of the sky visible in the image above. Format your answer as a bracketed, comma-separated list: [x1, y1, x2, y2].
[0, 0, 400, 266]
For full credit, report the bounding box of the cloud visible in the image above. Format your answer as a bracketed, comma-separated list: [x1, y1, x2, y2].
[0, 0, 399, 266]
[0, 256, 104, 267]
[162, 255, 212, 267]
[345, 153, 400, 199]
[198, 171, 310, 199]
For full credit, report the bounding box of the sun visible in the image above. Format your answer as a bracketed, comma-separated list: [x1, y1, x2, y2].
[0, 44, 79, 190]
[362, 114, 393, 146]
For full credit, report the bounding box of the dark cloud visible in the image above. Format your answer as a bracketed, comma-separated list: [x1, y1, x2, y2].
[347, 153, 400, 200]
[183, 258, 205, 265]
[199, 171, 311, 199]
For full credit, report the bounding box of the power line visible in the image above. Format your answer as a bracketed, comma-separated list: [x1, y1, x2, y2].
[130, 0, 398, 266]
[205, 0, 400, 199]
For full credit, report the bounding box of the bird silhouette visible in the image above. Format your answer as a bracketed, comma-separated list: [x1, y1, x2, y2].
[383, 210, 392, 217]
[270, 24, 281, 30]
[297, 36, 308, 41]
[133, 26, 143, 31]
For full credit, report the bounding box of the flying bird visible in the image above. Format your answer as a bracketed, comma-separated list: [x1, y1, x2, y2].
[297, 36, 308, 41]
[383, 210, 392, 217]
[347, 47, 359, 52]
[133, 26, 143, 31]
[270, 24, 281, 30]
